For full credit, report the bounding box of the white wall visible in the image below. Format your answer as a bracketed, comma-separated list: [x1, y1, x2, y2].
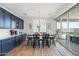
[24, 17, 56, 34]
[24, 18, 33, 34]
[0, 29, 10, 37]
[46, 18, 56, 34]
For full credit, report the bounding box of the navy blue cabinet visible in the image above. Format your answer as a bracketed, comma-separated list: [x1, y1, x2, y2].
[22, 34, 26, 41]
[1, 37, 15, 55]
[0, 8, 4, 28]
[0, 7, 24, 29]
[15, 36, 20, 46]
[0, 34, 26, 56]
[11, 15, 16, 29]
[2, 38, 11, 55]
[4, 11, 11, 29]
[18, 35, 22, 44]
[0, 41, 1, 55]
[15, 17, 19, 29]
[11, 16, 24, 29]
[20, 35, 23, 43]
[21, 20, 24, 29]
[10, 37, 16, 49]
[18, 19, 24, 29]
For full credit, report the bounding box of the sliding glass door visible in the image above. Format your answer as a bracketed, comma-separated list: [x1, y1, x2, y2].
[56, 4, 79, 55]
[56, 12, 69, 48]
[68, 4, 79, 55]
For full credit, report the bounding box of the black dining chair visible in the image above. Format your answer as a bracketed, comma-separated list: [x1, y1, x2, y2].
[33, 34, 40, 48]
[42, 34, 50, 48]
[27, 34, 33, 46]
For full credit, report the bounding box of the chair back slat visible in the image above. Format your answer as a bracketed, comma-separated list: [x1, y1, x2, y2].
[33, 34, 40, 40]
[42, 34, 49, 40]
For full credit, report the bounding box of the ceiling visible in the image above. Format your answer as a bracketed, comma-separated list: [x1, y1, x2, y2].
[0, 3, 77, 20]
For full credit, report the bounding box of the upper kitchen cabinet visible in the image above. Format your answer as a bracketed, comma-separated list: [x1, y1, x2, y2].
[4, 11, 11, 29]
[0, 7, 24, 29]
[19, 19, 24, 29]
[15, 17, 19, 29]
[0, 7, 4, 28]
[11, 15, 24, 29]
[22, 20, 24, 29]
[21, 20, 24, 29]
[11, 15, 16, 29]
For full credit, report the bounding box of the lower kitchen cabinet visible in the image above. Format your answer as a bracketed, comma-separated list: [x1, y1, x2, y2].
[10, 37, 16, 49]
[0, 33, 26, 56]
[18, 35, 22, 44]
[1, 38, 14, 55]
[15, 36, 20, 46]
[22, 34, 26, 41]
[22, 34, 26, 42]
[0, 40, 2, 56]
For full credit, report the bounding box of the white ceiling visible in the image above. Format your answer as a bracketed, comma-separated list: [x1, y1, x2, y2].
[0, 3, 77, 20]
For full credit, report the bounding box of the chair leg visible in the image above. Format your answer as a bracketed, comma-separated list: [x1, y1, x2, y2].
[42, 40, 44, 48]
[49, 39, 51, 46]
[38, 40, 40, 48]
[31, 39, 32, 46]
[47, 40, 50, 48]
[27, 40, 29, 45]
[33, 40, 36, 48]
[52, 39, 55, 45]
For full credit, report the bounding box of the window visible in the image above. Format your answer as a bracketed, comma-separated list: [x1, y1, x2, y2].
[57, 21, 60, 29]
[32, 19, 47, 33]
[69, 21, 79, 28]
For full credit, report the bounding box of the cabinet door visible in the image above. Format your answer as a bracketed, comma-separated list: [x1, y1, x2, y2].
[15, 36, 19, 46]
[11, 37, 15, 49]
[18, 19, 21, 29]
[19, 19, 24, 29]
[22, 34, 26, 41]
[0, 8, 4, 28]
[20, 20, 24, 29]
[20, 35, 23, 42]
[21, 19, 24, 29]
[2, 39, 9, 55]
[19, 35, 22, 44]
[4, 11, 11, 28]
[0, 40, 1, 56]
[15, 17, 19, 29]
[22, 34, 24, 42]
[11, 15, 16, 29]
[2, 38, 12, 55]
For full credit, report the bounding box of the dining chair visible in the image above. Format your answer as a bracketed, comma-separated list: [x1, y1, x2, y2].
[42, 34, 50, 48]
[33, 33, 40, 48]
[27, 34, 33, 46]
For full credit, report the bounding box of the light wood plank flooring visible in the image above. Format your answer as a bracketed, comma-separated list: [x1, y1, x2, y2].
[6, 41, 74, 56]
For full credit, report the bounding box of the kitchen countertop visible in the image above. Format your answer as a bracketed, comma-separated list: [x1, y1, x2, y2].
[0, 33, 26, 40]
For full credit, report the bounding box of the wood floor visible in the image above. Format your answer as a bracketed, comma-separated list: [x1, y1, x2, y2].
[6, 41, 74, 56]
